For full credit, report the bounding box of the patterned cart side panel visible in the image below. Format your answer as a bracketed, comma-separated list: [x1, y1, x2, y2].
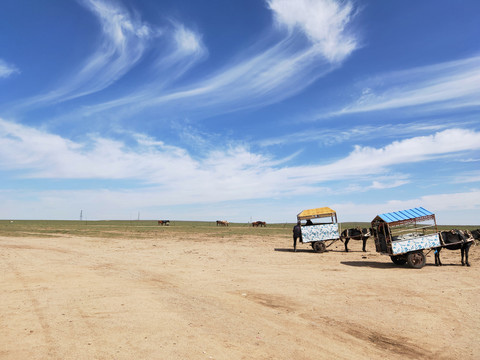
[301, 224, 340, 243]
[391, 234, 441, 255]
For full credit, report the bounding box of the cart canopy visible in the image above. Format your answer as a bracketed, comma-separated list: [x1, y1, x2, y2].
[297, 207, 336, 220]
[372, 207, 435, 227]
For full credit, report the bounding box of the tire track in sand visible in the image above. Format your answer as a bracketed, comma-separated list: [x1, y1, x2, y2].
[6, 253, 58, 359]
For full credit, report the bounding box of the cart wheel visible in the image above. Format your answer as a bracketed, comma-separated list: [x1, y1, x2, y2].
[406, 251, 426, 269]
[390, 255, 407, 265]
[312, 241, 326, 253]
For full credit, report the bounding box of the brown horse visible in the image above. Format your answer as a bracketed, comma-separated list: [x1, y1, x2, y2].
[158, 220, 170, 226]
[216, 220, 229, 226]
[252, 221, 266, 227]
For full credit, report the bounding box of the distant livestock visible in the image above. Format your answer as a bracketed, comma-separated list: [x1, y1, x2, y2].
[216, 220, 229, 226]
[252, 221, 266, 227]
[158, 220, 170, 226]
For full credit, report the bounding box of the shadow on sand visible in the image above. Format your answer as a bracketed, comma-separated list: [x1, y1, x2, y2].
[341, 261, 438, 269]
[274, 248, 318, 253]
[274, 248, 366, 254]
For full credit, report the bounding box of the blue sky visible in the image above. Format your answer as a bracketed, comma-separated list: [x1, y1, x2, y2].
[0, 0, 479, 224]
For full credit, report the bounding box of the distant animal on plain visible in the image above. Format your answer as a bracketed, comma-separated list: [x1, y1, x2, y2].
[158, 220, 170, 226]
[435, 229, 474, 266]
[252, 221, 266, 227]
[340, 228, 371, 252]
[216, 220, 229, 226]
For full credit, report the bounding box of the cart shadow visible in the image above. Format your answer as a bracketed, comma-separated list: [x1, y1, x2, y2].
[274, 248, 365, 254]
[331, 249, 366, 252]
[274, 248, 320, 253]
[341, 261, 438, 269]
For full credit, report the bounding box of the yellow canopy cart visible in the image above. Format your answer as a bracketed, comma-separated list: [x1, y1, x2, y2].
[296, 207, 341, 253]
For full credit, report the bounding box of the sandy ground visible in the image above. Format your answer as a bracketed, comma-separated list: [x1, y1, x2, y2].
[1, 232, 479, 360]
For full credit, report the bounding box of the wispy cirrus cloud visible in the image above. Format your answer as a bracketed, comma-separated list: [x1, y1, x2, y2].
[12, 0, 359, 122]
[78, 0, 360, 119]
[0, 59, 19, 78]
[453, 170, 480, 184]
[329, 55, 480, 117]
[25, 0, 155, 106]
[152, 0, 359, 109]
[258, 121, 459, 147]
[343, 178, 411, 193]
[148, 22, 207, 89]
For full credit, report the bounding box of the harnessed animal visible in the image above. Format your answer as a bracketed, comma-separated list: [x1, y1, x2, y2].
[340, 228, 371, 252]
[435, 229, 474, 266]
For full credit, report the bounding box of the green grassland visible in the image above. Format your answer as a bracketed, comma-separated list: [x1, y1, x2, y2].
[0, 220, 292, 239]
[0, 220, 478, 239]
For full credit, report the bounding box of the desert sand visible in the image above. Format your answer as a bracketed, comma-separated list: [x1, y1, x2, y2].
[1, 230, 479, 359]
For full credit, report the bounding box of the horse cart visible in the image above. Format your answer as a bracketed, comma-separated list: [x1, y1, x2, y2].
[371, 207, 443, 269]
[296, 207, 341, 253]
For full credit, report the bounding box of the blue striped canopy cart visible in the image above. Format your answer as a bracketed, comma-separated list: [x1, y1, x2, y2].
[296, 207, 341, 253]
[370, 207, 441, 268]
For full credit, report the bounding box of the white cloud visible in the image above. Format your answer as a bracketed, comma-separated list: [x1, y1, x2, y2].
[0, 59, 19, 78]
[153, 0, 359, 107]
[343, 178, 410, 193]
[267, 0, 358, 62]
[453, 171, 480, 184]
[25, 0, 155, 105]
[1, 118, 479, 222]
[1, 118, 480, 206]
[173, 23, 204, 56]
[72, 0, 359, 121]
[150, 22, 207, 84]
[331, 55, 480, 116]
[334, 190, 480, 224]
[278, 128, 480, 184]
[330, 128, 480, 170]
[258, 121, 457, 147]
[145, 42, 333, 110]
[1, 186, 479, 224]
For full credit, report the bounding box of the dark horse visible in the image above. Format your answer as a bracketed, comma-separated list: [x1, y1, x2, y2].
[158, 220, 170, 226]
[471, 229, 480, 241]
[252, 221, 266, 227]
[435, 230, 474, 266]
[340, 228, 371, 252]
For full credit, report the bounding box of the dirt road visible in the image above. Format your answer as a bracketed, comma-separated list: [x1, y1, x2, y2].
[1, 233, 478, 359]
